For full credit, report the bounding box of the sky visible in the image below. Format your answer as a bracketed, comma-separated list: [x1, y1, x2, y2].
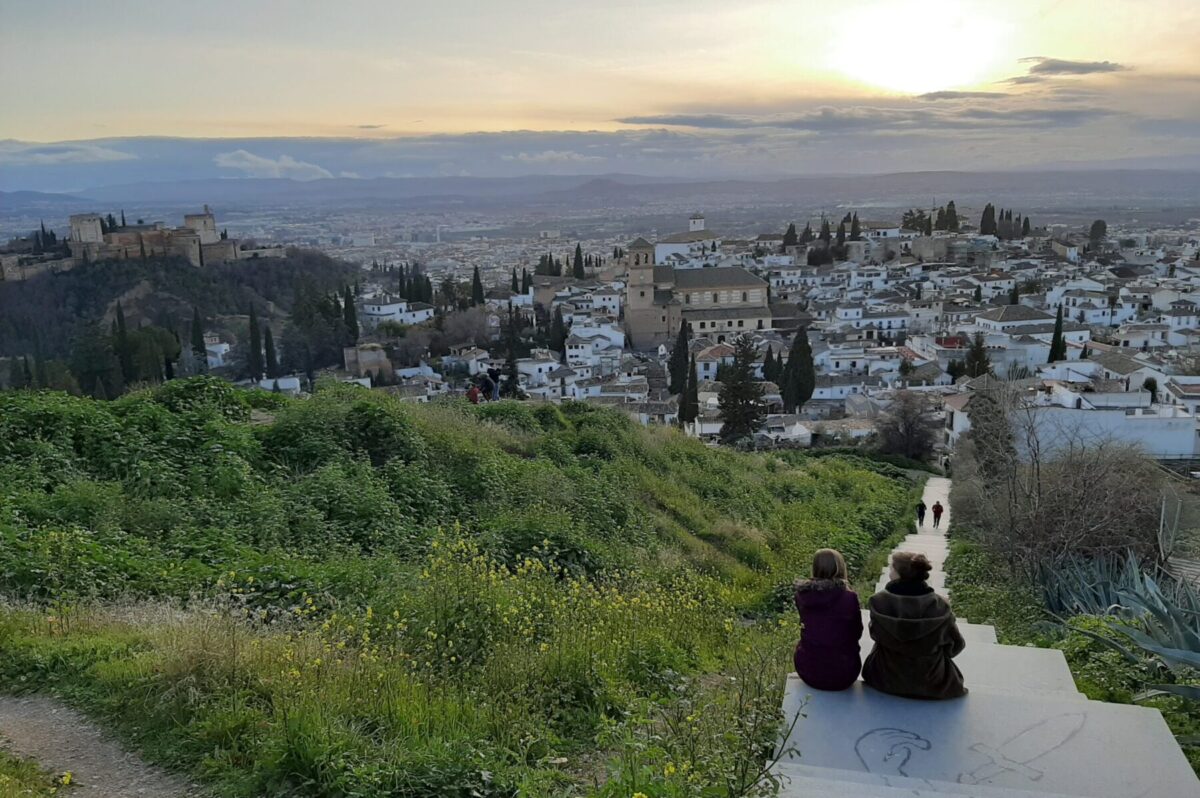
[2, 0, 1199, 188]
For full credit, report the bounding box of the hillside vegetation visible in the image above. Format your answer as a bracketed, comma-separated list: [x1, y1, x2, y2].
[0, 379, 914, 796]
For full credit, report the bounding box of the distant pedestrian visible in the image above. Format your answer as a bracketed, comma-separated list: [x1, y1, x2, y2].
[915, 501, 927, 528]
[480, 375, 496, 401]
[487, 367, 502, 401]
[931, 501, 944, 529]
[466, 384, 482, 405]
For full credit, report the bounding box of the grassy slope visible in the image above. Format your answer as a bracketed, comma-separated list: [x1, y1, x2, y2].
[0, 379, 918, 796]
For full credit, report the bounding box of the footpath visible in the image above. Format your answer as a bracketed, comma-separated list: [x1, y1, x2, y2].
[775, 476, 1200, 797]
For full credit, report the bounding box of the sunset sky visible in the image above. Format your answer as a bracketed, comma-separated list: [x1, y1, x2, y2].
[2, 0, 1199, 187]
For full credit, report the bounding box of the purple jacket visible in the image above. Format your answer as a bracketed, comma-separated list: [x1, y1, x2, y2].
[794, 579, 863, 691]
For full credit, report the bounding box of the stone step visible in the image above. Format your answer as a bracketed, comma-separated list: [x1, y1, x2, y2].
[778, 680, 1198, 798]
[775, 763, 1083, 798]
[860, 610, 996, 644]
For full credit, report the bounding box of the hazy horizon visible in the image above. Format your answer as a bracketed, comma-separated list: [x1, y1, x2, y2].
[2, 0, 1199, 191]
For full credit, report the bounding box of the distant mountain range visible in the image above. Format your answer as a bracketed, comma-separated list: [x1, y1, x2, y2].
[1, 169, 1194, 214]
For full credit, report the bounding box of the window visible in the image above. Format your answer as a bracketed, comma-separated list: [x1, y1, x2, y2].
[737, 320, 744, 327]
[639, 290, 645, 298]
[685, 294, 691, 304]
[742, 292, 748, 302]
[699, 322, 706, 330]
[712, 293, 719, 304]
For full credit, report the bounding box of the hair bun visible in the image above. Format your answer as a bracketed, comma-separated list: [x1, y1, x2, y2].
[893, 551, 932, 581]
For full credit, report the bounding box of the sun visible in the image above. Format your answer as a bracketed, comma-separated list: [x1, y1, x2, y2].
[825, 1, 1011, 95]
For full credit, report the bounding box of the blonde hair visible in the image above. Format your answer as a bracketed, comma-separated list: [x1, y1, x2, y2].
[812, 548, 849, 584]
[891, 551, 932, 582]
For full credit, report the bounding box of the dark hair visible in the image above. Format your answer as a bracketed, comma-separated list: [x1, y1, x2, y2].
[811, 548, 848, 584]
[892, 551, 932, 582]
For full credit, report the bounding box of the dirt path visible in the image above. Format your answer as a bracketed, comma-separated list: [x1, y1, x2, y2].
[0, 695, 199, 797]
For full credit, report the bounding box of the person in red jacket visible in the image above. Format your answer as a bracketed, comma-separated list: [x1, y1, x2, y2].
[793, 548, 863, 691]
[466, 384, 482, 404]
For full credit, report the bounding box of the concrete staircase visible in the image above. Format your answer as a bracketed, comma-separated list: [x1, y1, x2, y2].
[776, 477, 1200, 797]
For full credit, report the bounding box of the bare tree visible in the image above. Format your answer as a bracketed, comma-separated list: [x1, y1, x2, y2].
[875, 390, 940, 460]
[953, 385, 1164, 575]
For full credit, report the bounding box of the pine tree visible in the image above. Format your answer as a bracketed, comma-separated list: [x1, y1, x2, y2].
[114, 302, 134, 385]
[1089, 219, 1107, 248]
[1048, 305, 1066, 363]
[573, 243, 585, 279]
[471, 265, 485, 306]
[781, 329, 815, 413]
[782, 223, 798, 248]
[247, 305, 264, 381]
[342, 286, 359, 344]
[668, 319, 690, 394]
[850, 213, 861, 241]
[264, 326, 279, 378]
[679, 355, 700, 427]
[718, 335, 766, 444]
[511, 267, 519, 293]
[965, 332, 992, 377]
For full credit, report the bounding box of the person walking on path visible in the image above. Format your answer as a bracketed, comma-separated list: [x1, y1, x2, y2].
[931, 501, 944, 529]
[793, 549, 863, 691]
[862, 551, 967, 700]
[915, 500, 927, 528]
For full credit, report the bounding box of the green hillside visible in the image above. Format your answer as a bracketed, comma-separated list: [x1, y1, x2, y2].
[0, 379, 915, 796]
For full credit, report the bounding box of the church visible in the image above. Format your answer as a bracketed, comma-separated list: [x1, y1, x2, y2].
[624, 215, 771, 350]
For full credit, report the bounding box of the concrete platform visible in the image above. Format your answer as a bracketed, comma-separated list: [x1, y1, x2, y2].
[776, 763, 1084, 798]
[779, 679, 1199, 797]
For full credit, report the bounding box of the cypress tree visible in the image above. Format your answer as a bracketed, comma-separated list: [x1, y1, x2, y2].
[1022, 216, 1031, 236]
[850, 213, 861, 241]
[190, 307, 207, 372]
[818, 219, 832, 244]
[800, 223, 814, 244]
[762, 347, 775, 384]
[782, 329, 815, 413]
[264, 326, 279, 378]
[551, 306, 568, 354]
[679, 355, 700, 427]
[522, 268, 532, 293]
[8, 357, 26, 389]
[573, 243, 585, 279]
[945, 200, 959, 232]
[247, 305, 264, 381]
[668, 318, 690, 394]
[1048, 305, 1066, 363]
[22, 356, 33, 389]
[836, 221, 846, 247]
[342, 286, 358, 343]
[114, 302, 134, 385]
[1009, 284, 1020, 305]
[471, 265, 485, 306]
[511, 267, 519, 293]
[973, 284, 983, 303]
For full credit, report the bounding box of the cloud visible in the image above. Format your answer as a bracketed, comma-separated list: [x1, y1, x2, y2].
[212, 149, 333, 180]
[1004, 75, 1047, 85]
[0, 141, 137, 166]
[917, 91, 1009, 100]
[617, 104, 1114, 133]
[1023, 57, 1128, 75]
[501, 149, 604, 163]
[355, 124, 385, 129]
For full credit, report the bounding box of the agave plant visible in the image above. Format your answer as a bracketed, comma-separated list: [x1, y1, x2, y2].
[1045, 550, 1200, 705]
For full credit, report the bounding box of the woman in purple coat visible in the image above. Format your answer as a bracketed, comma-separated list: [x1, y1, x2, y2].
[793, 548, 863, 691]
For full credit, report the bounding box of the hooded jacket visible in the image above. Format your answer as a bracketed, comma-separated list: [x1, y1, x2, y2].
[862, 579, 966, 700]
[793, 578, 862, 691]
